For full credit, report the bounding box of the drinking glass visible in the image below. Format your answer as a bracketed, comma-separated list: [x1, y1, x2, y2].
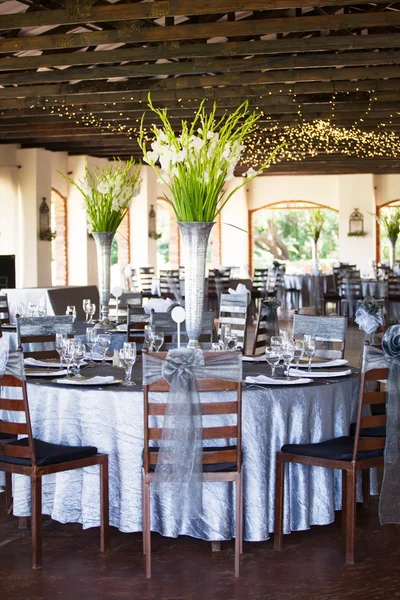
[73, 340, 86, 377]
[83, 299, 91, 322]
[55, 332, 68, 367]
[293, 340, 304, 368]
[152, 332, 164, 352]
[303, 334, 316, 371]
[37, 305, 47, 317]
[86, 328, 97, 365]
[16, 302, 25, 317]
[211, 342, 221, 352]
[227, 332, 238, 350]
[265, 346, 282, 379]
[63, 339, 75, 377]
[119, 342, 137, 386]
[88, 303, 96, 324]
[66, 305, 76, 321]
[221, 323, 232, 350]
[271, 335, 283, 349]
[28, 302, 37, 317]
[281, 342, 295, 379]
[97, 333, 111, 362]
[144, 324, 155, 349]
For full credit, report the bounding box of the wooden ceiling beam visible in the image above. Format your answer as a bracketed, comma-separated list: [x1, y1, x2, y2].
[0, 0, 394, 31]
[1, 11, 400, 54]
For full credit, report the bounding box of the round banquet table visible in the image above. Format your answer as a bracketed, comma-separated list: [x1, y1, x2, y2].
[0, 361, 367, 542]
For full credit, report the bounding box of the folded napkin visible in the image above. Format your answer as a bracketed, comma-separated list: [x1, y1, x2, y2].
[228, 283, 249, 296]
[243, 355, 266, 362]
[26, 369, 68, 377]
[144, 298, 173, 314]
[289, 368, 352, 378]
[294, 359, 348, 369]
[245, 375, 312, 386]
[55, 376, 115, 385]
[24, 358, 62, 368]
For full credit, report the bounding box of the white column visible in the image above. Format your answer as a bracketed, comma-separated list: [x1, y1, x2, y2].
[220, 178, 250, 276]
[338, 174, 376, 273]
[130, 166, 158, 271]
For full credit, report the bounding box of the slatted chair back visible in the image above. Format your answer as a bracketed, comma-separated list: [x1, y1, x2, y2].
[0, 355, 36, 467]
[208, 268, 231, 299]
[292, 312, 347, 359]
[218, 293, 248, 350]
[16, 315, 74, 359]
[0, 294, 10, 324]
[159, 269, 181, 301]
[127, 315, 173, 348]
[352, 363, 388, 462]
[252, 301, 279, 356]
[340, 271, 362, 299]
[139, 267, 155, 295]
[253, 268, 269, 295]
[267, 267, 285, 296]
[143, 350, 242, 476]
[127, 306, 148, 325]
[151, 310, 215, 342]
[388, 275, 400, 297]
[119, 292, 143, 309]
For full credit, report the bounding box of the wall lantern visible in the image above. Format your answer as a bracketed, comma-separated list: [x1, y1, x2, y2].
[348, 208, 366, 237]
[39, 197, 56, 241]
[148, 204, 161, 240]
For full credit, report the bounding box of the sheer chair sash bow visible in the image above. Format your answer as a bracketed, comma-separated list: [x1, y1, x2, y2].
[0, 337, 25, 381]
[143, 348, 242, 521]
[363, 325, 400, 525]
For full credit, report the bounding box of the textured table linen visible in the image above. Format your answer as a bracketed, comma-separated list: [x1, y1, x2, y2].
[1, 363, 361, 541]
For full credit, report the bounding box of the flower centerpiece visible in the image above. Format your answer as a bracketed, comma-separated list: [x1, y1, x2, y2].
[308, 209, 325, 274]
[377, 208, 400, 269]
[138, 95, 281, 347]
[60, 158, 141, 328]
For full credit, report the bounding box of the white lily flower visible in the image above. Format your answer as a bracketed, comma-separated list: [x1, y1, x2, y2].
[245, 167, 257, 178]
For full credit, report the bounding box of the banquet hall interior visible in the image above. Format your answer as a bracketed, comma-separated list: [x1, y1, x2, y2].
[0, 1, 400, 599]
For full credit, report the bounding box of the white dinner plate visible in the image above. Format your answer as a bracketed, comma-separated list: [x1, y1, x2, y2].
[245, 375, 313, 386]
[288, 368, 352, 378]
[25, 369, 68, 377]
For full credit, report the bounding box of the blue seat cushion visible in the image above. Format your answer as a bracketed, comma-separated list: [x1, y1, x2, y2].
[0, 437, 98, 467]
[147, 445, 237, 473]
[281, 436, 383, 461]
[349, 422, 386, 438]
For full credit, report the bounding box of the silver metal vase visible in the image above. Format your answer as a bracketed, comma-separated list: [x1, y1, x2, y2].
[178, 221, 215, 348]
[92, 231, 116, 330]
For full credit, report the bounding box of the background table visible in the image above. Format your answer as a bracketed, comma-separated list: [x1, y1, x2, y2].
[1, 361, 363, 542]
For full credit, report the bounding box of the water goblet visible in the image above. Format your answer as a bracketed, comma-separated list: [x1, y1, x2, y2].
[86, 328, 97, 365]
[293, 340, 304, 368]
[88, 303, 96, 324]
[37, 305, 47, 317]
[152, 332, 164, 352]
[303, 334, 316, 371]
[221, 323, 232, 350]
[144, 324, 155, 349]
[97, 333, 111, 363]
[211, 342, 221, 352]
[16, 302, 25, 317]
[227, 332, 238, 350]
[63, 339, 76, 377]
[73, 341, 86, 377]
[66, 305, 76, 321]
[28, 302, 37, 317]
[119, 342, 137, 386]
[83, 299, 91, 322]
[265, 346, 282, 379]
[281, 342, 295, 379]
[271, 335, 283, 349]
[55, 332, 68, 367]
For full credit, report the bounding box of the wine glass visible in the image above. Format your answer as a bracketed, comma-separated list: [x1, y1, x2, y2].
[16, 302, 25, 317]
[221, 323, 232, 350]
[303, 334, 316, 371]
[55, 332, 68, 367]
[83, 299, 91, 322]
[66, 305, 76, 321]
[281, 341, 295, 379]
[144, 324, 155, 349]
[37, 305, 47, 317]
[271, 335, 283, 349]
[227, 332, 238, 350]
[86, 328, 97, 365]
[63, 339, 75, 377]
[88, 303, 96, 324]
[152, 332, 164, 352]
[73, 340, 86, 377]
[28, 302, 37, 317]
[265, 346, 282, 379]
[293, 340, 304, 368]
[97, 333, 111, 362]
[119, 342, 137, 386]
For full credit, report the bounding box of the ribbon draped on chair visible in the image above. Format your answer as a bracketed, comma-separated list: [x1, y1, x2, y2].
[363, 325, 400, 525]
[142, 348, 242, 521]
[0, 337, 25, 381]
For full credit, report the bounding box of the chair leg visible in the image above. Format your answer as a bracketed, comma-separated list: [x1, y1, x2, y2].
[141, 469, 146, 555]
[239, 469, 244, 555]
[31, 474, 42, 569]
[234, 474, 241, 577]
[100, 455, 110, 553]
[345, 467, 357, 565]
[273, 457, 285, 551]
[144, 481, 151, 578]
[362, 469, 370, 509]
[5, 472, 12, 515]
[341, 469, 347, 531]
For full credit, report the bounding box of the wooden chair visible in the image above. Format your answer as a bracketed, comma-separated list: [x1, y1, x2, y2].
[252, 301, 279, 356]
[16, 315, 74, 360]
[340, 271, 362, 319]
[0, 352, 109, 568]
[292, 312, 347, 359]
[0, 294, 10, 324]
[142, 350, 243, 578]
[218, 294, 248, 351]
[207, 268, 231, 311]
[159, 269, 181, 302]
[274, 361, 388, 564]
[386, 275, 400, 324]
[139, 267, 155, 298]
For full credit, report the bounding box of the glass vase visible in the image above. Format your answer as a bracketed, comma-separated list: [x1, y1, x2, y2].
[92, 231, 115, 330]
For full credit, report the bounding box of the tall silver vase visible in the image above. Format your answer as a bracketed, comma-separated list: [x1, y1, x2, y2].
[92, 231, 115, 330]
[388, 237, 397, 270]
[178, 221, 215, 348]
